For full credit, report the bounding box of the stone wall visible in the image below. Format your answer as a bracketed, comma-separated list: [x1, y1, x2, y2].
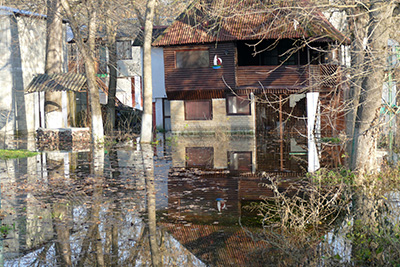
[170, 98, 256, 134]
[36, 128, 90, 151]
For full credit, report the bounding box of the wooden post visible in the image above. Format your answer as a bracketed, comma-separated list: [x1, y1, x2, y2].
[279, 94, 284, 171]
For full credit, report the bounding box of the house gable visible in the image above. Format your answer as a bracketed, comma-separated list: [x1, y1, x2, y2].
[153, 0, 349, 47]
[157, 0, 346, 101]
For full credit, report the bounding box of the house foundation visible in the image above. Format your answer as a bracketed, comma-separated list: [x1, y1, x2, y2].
[36, 127, 90, 151]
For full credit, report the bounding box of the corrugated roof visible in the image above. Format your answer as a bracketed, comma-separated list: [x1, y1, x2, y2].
[0, 6, 46, 19]
[0, 6, 68, 23]
[25, 73, 87, 93]
[153, 0, 349, 46]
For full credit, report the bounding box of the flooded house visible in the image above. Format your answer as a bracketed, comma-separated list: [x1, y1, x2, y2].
[67, 25, 170, 131]
[131, 26, 171, 131]
[153, 0, 349, 142]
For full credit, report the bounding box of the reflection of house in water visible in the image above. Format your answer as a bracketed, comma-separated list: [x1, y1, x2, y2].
[171, 135, 257, 172]
[164, 128, 346, 265]
[165, 167, 299, 265]
[165, 134, 308, 265]
[167, 134, 305, 220]
[161, 222, 266, 266]
[167, 165, 300, 221]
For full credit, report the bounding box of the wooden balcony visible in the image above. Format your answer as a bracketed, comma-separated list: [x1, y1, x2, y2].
[236, 64, 341, 93]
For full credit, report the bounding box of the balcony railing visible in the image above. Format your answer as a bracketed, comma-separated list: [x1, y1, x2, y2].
[236, 64, 341, 92]
[308, 64, 341, 90]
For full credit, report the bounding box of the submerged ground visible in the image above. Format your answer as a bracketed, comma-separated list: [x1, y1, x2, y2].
[0, 133, 398, 266]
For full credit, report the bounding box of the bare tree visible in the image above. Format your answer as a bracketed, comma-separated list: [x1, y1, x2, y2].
[140, 0, 156, 143]
[343, 1, 399, 175]
[60, 0, 104, 145]
[104, 11, 118, 135]
[186, 0, 400, 175]
[45, 0, 64, 128]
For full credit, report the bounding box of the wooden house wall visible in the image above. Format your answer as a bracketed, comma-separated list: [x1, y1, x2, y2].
[163, 43, 236, 99]
[236, 65, 308, 88]
[317, 90, 346, 167]
[164, 43, 340, 95]
[163, 41, 346, 136]
[319, 90, 345, 136]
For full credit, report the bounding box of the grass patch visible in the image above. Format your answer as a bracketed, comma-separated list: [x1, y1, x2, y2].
[321, 137, 341, 144]
[0, 149, 38, 160]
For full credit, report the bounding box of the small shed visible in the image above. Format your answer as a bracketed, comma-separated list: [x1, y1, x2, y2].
[26, 72, 87, 93]
[26, 73, 92, 150]
[26, 72, 89, 129]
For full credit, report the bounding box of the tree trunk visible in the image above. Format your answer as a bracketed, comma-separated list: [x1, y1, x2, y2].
[142, 143, 161, 266]
[105, 33, 117, 135]
[351, 2, 394, 175]
[53, 202, 72, 266]
[45, 0, 64, 128]
[61, 0, 104, 144]
[346, 6, 368, 166]
[140, 0, 156, 143]
[86, 7, 104, 145]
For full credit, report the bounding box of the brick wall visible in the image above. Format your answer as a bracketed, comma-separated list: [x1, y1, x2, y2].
[170, 98, 256, 133]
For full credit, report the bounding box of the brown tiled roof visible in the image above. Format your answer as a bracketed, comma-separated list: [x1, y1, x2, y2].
[167, 87, 307, 100]
[153, 0, 349, 46]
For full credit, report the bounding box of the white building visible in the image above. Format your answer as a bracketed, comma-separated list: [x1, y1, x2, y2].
[70, 25, 170, 131]
[0, 6, 67, 135]
[119, 26, 170, 131]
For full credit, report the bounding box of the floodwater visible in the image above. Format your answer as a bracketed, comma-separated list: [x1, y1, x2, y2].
[0, 133, 397, 266]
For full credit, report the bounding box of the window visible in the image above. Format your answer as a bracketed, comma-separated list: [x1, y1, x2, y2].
[116, 41, 132, 60]
[226, 95, 251, 115]
[186, 147, 214, 168]
[163, 99, 171, 131]
[185, 100, 212, 120]
[98, 46, 107, 74]
[228, 152, 252, 171]
[237, 39, 301, 66]
[176, 50, 209, 68]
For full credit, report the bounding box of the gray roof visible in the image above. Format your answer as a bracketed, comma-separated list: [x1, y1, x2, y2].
[0, 6, 46, 18]
[0, 6, 68, 23]
[26, 73, 87, 93]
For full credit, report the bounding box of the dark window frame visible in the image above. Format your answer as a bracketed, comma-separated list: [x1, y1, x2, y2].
[237, 39, 306, 66]
[162, 98, 171, 131]
[228, 151, 252, 171]
[226, 95, 251, 116]
[184, 100, 213, 120]
[186, 147, 214, 168]
[175, 49, 210, 69]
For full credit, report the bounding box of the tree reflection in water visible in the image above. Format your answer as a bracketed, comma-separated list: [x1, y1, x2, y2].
[2, 135, 399, 266]
[0, 140, 206, 266]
